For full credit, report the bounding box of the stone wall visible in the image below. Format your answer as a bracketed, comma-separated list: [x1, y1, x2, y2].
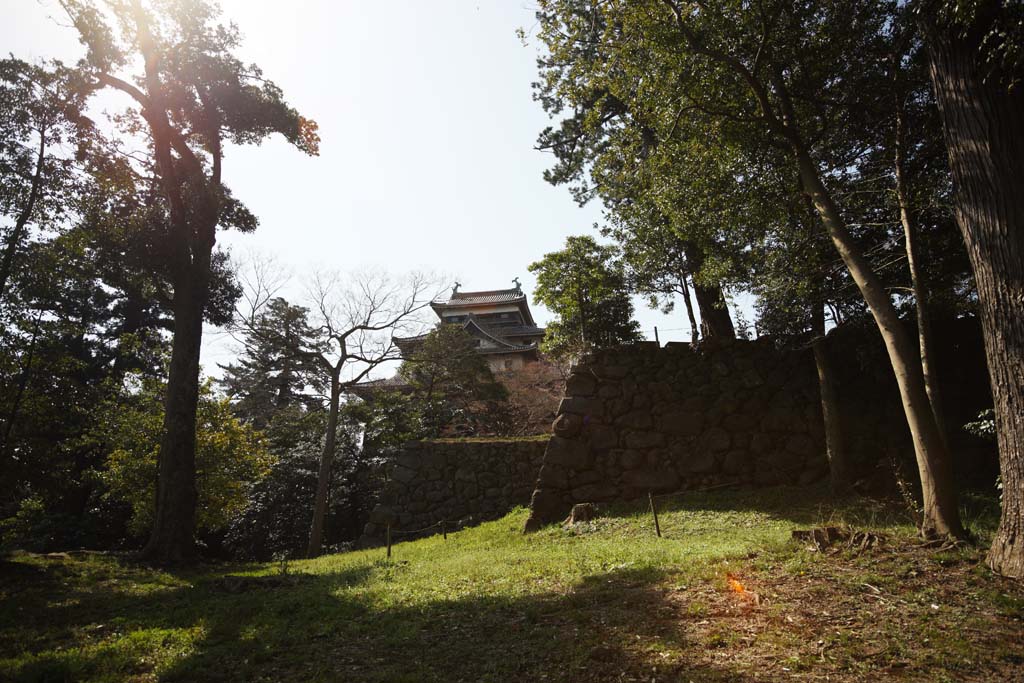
[525, 319, 995, 530]
[525, 339, 828, 529]
[362, 437, 549, 541]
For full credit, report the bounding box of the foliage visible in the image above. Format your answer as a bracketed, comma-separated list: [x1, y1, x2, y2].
[529, 235, 641, 360]
[224, 407, 372, 560]
[100, 377, 273, 537]
[219, 297, 325, 429]
[964, 408, 996, 441]
[397, 324, 510, 436]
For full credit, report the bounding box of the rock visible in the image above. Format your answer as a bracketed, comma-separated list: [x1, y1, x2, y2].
[785, 434, 816, 457]
[750, 433, 773, 454]
[683, 449, 717, 473]
[552, 413, 583, 438]
[586, 424, 619, 450]
[623, 468, 680, 492]
[616, 410, 653, 430]
[537, 464, 569, 488]
[391, 465, 417, 483]
[570, 483, 619, 501]
[722, 412, 758, 432]
[597, 365, 630, 380]
[723, 450, 750, 475]
[545, 437, 591, 469]
[558, 396, 602, 417]
[661, 410, 704, 436]
[566, 372, 598, 396]
[702, 427, 731, 452]
[616, 449, 646, 470]
[623, 430, 665, 449]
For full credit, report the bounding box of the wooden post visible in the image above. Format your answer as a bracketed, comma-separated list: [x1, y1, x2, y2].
[649, 492, 662, 538]
[441, 520, 447, 540]
[654, 326, 660, 345]
[386, 523, 392, 559]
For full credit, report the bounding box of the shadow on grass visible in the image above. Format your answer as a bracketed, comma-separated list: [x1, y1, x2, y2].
[4, 555, 767, 683]
[597, 483, 999, 535]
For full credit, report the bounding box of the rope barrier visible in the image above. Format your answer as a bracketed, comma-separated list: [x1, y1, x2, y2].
[382, 517, 474, 558]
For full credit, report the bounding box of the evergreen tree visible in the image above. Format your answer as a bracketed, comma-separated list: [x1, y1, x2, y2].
[529, 235, 642, 360]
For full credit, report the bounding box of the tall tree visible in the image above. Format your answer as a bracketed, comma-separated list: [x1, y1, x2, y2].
[398, 324, 510, 436]
[220, 297, 324, 429]
[918, 0, 1024, 576]
[529, 235, 642, 359]
[532, 0, 964, 538]
[300, 271, 437, 557]
[62, 0, 319, 563]
[0, 59, 88, 305]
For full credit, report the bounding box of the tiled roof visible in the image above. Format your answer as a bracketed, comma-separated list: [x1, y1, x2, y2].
[433, 288, 526, 307]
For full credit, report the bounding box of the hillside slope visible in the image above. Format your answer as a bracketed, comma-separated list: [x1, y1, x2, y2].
[2, 486, 1022, 682]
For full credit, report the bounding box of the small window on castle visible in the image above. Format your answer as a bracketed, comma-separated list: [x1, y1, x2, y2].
[504, 359, 514, 370]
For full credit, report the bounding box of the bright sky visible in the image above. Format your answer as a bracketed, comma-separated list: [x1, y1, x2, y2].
[4, 0, 721, 378]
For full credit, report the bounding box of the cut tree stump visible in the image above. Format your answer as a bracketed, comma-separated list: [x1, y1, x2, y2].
[564, 503, 598, 525]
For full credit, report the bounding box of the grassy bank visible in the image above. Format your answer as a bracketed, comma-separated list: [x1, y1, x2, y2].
[2, 486, 1021, 682]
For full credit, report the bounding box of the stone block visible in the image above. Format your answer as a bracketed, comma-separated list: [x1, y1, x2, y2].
[623, 430, 666, 449]
[571, 483, 619, 501]
[722, 449, 750, 474]
[586, 424, 619, 450]
[545, 436, 591, 469]
[616, 449, 645, 470]
[566, 372, 598, 396]
[558, 396, 602, 417]
[661, 410, 704, 436]
[785, 434, 816, 457]
[623, 468, 680, 492]
[598, 365, 630, 380]
[553, 413, 583, 438]
[616, 410, 653, 430]
[702, 426, 731, 452]
[683, 449, 717, 473]
[750, 432, 773, 454]
[391, 465, 417, 484]
[722, 412, 758, 432]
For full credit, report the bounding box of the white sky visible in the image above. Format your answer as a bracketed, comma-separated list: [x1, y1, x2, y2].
[4, 0, 725, 379]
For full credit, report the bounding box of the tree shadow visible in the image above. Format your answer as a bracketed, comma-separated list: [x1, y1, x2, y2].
[5, 556, 769, 683]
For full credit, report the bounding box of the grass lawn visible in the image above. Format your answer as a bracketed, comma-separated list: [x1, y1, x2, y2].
[2, 485, 1022, 682]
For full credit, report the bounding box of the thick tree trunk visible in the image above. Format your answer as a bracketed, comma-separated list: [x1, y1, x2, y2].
[683, 242, 735, 340]
[895, 106, 947, 441]
[141, 265, 209, 563]
[922, 14, 1024, 577]
[794, 150, 964, 538]
[810, 299, 848, 491]
[679, 274, 699, 345]
[307, 372, 341, 557]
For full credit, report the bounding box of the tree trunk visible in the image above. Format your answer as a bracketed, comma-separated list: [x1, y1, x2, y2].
[683, 242, 735, 340]
[307, 371, 341, 557]
[810, 297, 848, 491]
[794, 149, 964, 538]
[0, 126, 46, 305]
[895, 104, 947, 442]
[0, 311, 41, 461]
[679, 273, 699, 345]
[922, 13, 1024, 577]
[141, 265, 209, 563]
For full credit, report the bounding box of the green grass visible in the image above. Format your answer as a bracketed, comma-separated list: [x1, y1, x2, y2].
[2, 485, 1021, 682]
